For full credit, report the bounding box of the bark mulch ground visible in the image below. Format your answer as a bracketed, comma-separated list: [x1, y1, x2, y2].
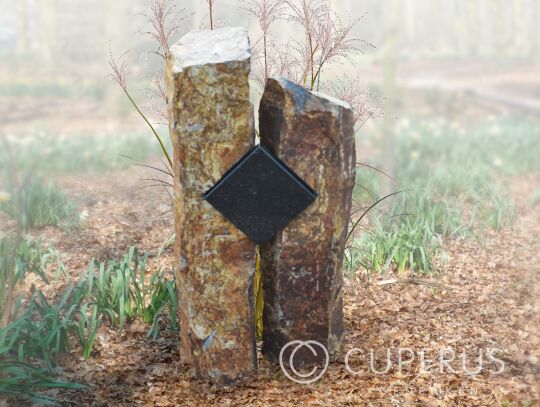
[6, 166, 540, 406]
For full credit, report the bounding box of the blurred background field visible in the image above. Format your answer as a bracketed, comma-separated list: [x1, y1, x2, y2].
[1, 1, 539, 236]
[0, 0, 539, 405]
[1, 0, 539, 133]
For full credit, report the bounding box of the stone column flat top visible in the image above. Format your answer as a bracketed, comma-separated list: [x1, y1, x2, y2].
[170, 27, 251, 72]
[269, 76, 353, 111]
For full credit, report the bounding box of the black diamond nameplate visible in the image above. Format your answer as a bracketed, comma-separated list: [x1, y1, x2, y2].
[204, 144, 317, 244]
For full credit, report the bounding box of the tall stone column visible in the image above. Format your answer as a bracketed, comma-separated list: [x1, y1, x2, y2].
[259, 77, 356, 365]
[166, 27, 257, 384]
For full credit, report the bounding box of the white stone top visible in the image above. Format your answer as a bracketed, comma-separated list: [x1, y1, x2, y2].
[311, 90, 352, 110]
[170, 27, 251, 72]
[271, 76, 353, 112]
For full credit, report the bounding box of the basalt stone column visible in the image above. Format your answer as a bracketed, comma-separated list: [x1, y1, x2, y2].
[259, 77, 356, 365]
[166, 27, 257, 383]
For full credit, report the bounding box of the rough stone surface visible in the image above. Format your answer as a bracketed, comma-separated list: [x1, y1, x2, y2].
[259, 77, 356, 366]
[166, 27, 257, 384]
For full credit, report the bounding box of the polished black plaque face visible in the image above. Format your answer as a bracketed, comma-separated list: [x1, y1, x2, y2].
[204, 144, 317, 244]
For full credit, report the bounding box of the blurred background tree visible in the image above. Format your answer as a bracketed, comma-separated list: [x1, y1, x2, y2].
[1, 0, 537, 127]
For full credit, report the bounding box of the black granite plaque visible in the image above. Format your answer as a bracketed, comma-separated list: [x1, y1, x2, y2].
[204, 144, 317, 244]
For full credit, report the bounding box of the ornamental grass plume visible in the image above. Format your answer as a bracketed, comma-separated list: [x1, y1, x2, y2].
[286, 0, 373, 90]
[243, 0, 287, 86]
[141, 0, 185, 61]
[140, 0, 189, 124]
[321, 74, 383, 128]
[246, 0, 374, 96]
[108, 0, 190, 170]
[107, 47, 172, 169]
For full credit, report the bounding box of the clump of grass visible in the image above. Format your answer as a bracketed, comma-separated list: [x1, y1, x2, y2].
[76, 303, 100, 360]
[0, 177, 79, 232]
[0, 236, 61, 325]
[0, 132, 165, 174]
[0, 286, 88, 403]
[349, 219, 437, 274]
[0, 360, 85, 405]
[0, 244, 177, 405]
[0, 148, 86, 403]
[394, 117, 540, 180]
[0, 80, 104, 100]
[348, 117, 538, 275]
[472, 184, 516, 232]
[86, 247, 177, 338]
[0, 282, 98, 371]
[1, 139, 80, 231]
[1, 245, 176, 372]
[347, 193, 464, 274]
[3, 290, 80, 365]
